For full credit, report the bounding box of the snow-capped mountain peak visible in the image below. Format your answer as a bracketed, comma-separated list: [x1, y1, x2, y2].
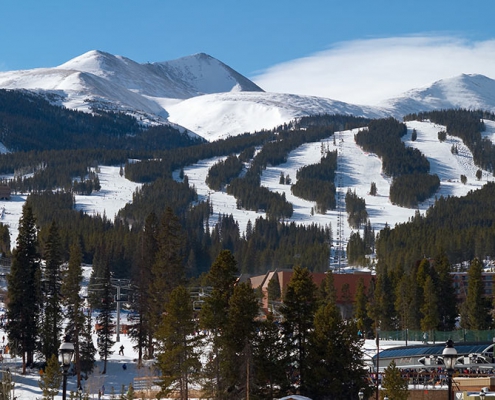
[2, 50, 495, 142]
[381, 73, 495, 115]
[56, 50, 133, 79]
[153, 52, 264, 95]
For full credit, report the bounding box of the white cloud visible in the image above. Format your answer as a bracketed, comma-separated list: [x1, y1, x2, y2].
[252, 35, 495, 106]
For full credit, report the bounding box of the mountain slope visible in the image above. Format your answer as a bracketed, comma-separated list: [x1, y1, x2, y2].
[166, 91, 388, 140]
[382, 74, 495, 116]
[0, 50, 388, 139]
[2, 51, 495, 142]
[180, 118, 495, 269]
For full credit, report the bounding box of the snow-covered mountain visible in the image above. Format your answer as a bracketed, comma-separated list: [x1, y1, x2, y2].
[2, 51, 495, 141]
[381, 74, 495, 116]
[0, 50, 266, 127]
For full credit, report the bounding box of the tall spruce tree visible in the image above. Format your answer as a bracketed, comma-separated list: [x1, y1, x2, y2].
[354, 278, 372, 335]
[420, 276, 440, 335]
[148, 207, 185, 358]
[252, 313, 288, 399]
[199, 250, 238, 399]
[38, 354, 62, 400]
[62, 242, 87, 388]
[463, 258, 489, 329]
[131, 212, 158, 364]
[222, 281, 259, 399]
[280, 266, 317, 396]
[96, 261, 115, 374]
[155, 286, 201, 400]
[79, 306, 96, 379]
[306, 301, 368, 400]
[433, 251, 457, 330]
[40, 221, 63, 363]
[6, 203, 41, 373]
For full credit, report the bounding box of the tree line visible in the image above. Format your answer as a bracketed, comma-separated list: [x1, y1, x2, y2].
[354, 118, 438, 207]
[404, 109, 495, 173]
[291, 150, 338, 214]
[0, 89, 198, 152]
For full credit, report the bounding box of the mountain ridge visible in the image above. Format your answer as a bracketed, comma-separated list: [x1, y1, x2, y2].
[2, 50, 495, 141]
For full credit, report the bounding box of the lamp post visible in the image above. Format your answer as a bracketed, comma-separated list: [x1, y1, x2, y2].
[59, 339, 75, 400]
[442, 339, 457, 400]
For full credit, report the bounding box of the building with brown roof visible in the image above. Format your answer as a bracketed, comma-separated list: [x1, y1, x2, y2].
[249, 269, 373, 318]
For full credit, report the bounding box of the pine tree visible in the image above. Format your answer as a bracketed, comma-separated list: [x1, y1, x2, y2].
[381, 360, 409, 400]
[131, 212, 158, 364]
[267, 273, 281, 304]
[38, 354, 62, 400]
[79, 306, 96, 379]
[434, 251, 457, 330]
[6, 203, 41, 373]
[96, 261, 115, 374]
[463, 258, 489, 329]
[40, 221, 63, 363]
[280, 266, 317, 396]
[306, 301, 368, 400]
[199, 250, 238, 399]
[252, 313, 288, 399]
[369, 182, 377, 196]
[222, 281, 259, 399]
[62, 242, 88, 387]
[420, 276, 439, 333]
[148, 207, 185, 357]
[156, 286, 201, 400]
[354, 278, 372, 335]
[318, 270, 337, 305]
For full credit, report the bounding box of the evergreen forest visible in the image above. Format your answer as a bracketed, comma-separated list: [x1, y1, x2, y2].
[4, 91, 495, 398]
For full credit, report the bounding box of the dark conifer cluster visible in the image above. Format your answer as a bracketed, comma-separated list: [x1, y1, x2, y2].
[405, 109, 495, 173]
[205, 154, 244, 191]
[291, 150, 338, 213]
[0, 89, 198, 152]
[354, 117, 438, 207]
[345, 189, 368, 229]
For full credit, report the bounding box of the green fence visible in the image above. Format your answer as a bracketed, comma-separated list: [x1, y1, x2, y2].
[377, 329, 495, 343]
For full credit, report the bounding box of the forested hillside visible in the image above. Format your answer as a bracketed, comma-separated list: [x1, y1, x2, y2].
[354, 118, 439, 207]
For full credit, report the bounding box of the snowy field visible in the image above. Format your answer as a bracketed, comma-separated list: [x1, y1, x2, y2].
[182, 120, 493, 267]
[0, 120, 492, 260]
[0, 166, 142, 250]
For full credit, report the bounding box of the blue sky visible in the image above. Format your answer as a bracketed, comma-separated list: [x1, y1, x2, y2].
[2, 1, 495, 104]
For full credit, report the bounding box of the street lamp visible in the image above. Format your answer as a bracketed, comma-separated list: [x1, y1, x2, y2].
[59, 338, 75, 400]
[358, 389, 364, 400]
[442, 339, 457, 400]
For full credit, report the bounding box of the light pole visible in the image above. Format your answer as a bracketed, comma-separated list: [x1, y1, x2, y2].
[442, 339, 457, 400]
[59, 339, 75, 400]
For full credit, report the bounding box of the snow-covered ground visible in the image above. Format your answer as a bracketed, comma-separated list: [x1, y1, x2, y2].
[0, 119, 492, 397]
[0, 166, 141, 250]
[0, 120, 491, 265]
[182, 120, 493, 267]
